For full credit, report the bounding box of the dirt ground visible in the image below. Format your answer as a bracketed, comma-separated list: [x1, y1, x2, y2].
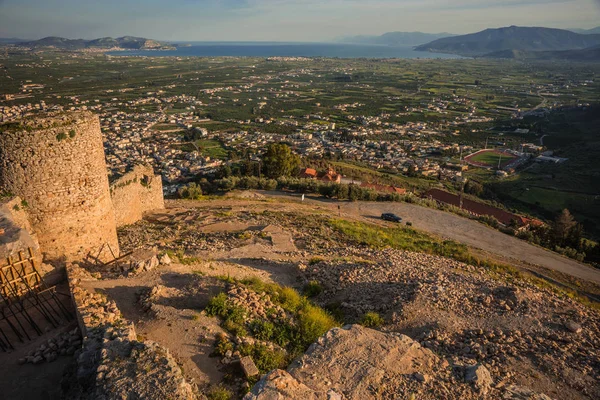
[0, 283, 76, 400]
[262, 192, 600, 285]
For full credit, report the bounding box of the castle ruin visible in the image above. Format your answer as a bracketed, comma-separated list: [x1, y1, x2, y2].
[0, 111, 164, 264]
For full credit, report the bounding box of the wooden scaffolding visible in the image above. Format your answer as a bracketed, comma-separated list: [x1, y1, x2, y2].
[0, 248, 71, 351]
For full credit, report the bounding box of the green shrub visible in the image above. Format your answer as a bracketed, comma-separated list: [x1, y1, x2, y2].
[207, 385, 233, 400]
[297, 304, 338, 347]
[214, 336, 234, 357]
[68, 129, 76, 138]
[205, 293, 229, 318]
[250, 320, 275, 341]
[308, 257, 324, 266]
[222, 319, 248, 337]
[56, 132, 67, 141]
[303, 280, 323, 297]
[360, 312, 384, 328]
[178, 182, 203, 200]
[237, 343, 287, 373]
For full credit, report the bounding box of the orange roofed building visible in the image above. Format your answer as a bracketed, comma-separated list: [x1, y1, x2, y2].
[300, 167, 342, 184]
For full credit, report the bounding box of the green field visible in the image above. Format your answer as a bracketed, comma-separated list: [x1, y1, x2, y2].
[196, 139, 228, 160]
[468, 151, 516, 167]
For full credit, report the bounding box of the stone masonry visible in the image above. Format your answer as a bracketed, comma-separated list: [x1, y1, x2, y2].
[0, 112, 119, 262]
[110, 164, 165, 228]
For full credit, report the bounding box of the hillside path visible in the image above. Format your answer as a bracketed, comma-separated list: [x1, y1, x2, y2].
[262, 192, 600, 285]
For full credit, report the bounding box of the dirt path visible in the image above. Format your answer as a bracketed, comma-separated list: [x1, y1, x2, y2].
[205, 192, 600, 285]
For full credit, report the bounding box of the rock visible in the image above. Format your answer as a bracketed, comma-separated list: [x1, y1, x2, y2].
[243, 370, 319, 400]
[465, 364, 493, 394]
[160, 253, 172, 265]
[565, 321, 582, 334]
[503, 385, 553, 400]
[327, 389, 343, 400]
[240, 356, 260, 378]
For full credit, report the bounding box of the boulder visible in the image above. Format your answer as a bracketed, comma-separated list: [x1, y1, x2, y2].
[465, 364, 493, 394]
[240, 356, 260, 378]
[160, 253, 172, 265]
[244, 370, 319, 400]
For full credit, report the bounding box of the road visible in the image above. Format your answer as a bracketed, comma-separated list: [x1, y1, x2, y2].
[264, 192, 600, 285]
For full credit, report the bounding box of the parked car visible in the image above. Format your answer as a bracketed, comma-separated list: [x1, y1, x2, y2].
[381, 213, 402, 223]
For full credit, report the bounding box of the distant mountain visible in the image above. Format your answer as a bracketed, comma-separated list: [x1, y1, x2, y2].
[415, 26, 600, 57]
[0, 38, 28, 44]
[17, 36, 176, 50]
[569, 27, 600, 35]
[483, 45, 600, 62]
[339, 31, 455, 46]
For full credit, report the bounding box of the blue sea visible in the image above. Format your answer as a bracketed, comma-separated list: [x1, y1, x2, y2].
[108, 42, 463, 59]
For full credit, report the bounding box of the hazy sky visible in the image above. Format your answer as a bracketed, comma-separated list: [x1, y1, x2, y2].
[1, 0, 599, 41]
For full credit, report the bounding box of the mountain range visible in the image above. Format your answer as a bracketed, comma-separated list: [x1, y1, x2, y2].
[415, 26, 600, 60]
[338, 31, 455, 46]
[13, 36, 176, 50]
[569, 26, 600, 35]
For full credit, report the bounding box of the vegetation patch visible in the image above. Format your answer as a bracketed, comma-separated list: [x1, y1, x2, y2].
[360, 312, 385, 328]
[206, 277, 340, 365]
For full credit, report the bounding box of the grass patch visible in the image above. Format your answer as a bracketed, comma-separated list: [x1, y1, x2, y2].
[303, 280, 323, 297]
[360, 312, 384, 328]
[207, 277, 340, 362]
[329, 219, 470, 259]
[207, 385, 233, 400]
[237, 343, 287, 373]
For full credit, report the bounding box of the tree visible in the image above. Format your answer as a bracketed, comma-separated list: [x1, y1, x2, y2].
[261, 143, 300, 179]
[465, 181, 484, 197]
[552, 209, 577, 246]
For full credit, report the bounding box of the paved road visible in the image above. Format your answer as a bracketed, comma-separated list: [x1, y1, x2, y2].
[265, 192, 600, 285]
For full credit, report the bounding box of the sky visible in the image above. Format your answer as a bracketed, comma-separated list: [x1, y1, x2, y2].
[1, 0, 599, 41]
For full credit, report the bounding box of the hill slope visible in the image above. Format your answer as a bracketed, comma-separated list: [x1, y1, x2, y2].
[484, 45, 600, 62]
[339, 31, 454, 46]
[415, 26, 600, 56]
[570, 26, 600, 35]
[18, 36, 176, 50]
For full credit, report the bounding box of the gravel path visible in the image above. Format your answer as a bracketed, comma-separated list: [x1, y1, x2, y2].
[262, 192, 600, 285]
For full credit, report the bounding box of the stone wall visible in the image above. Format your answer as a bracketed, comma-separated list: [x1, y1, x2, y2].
[0, 112, 119, 262]
[110, 164, 165, 227]
[0, 196, 40, 260]
[65, 264, 196, 399]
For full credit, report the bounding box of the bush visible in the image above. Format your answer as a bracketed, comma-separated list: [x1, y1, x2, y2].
[308, 257, 324, 266]
[360, 311, 384, 328]
[250, 320, 275, 341]
[207, 385, 233, 400]
[297, 304, 338, 348]
[178, 183, 203, 200]
[214, 336, 234, 356]
[303, 280, 323, 297]
[237, 343, 287, 373]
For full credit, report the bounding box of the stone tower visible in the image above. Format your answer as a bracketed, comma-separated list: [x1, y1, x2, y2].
[0, 111, 119, 262]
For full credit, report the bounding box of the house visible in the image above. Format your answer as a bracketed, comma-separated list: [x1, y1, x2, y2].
[300, 168, 318, 179]
[300, 167, 342, 184]
[319, 167, 342, 183]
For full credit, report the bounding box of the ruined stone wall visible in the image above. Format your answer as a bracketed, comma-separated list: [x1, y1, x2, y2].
[0, 112, 119, 262]
[110, 164, 165, 227]
[0, 196, 41, 261]
[65, 264, 196, 399]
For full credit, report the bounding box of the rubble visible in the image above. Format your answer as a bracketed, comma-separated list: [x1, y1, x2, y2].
[19, 328, 82, 365]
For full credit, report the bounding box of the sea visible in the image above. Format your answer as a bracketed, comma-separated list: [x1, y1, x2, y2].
[107, 42, 463, 59]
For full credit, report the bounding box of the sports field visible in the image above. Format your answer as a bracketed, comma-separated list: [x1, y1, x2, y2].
[465, 150, 516, 168]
